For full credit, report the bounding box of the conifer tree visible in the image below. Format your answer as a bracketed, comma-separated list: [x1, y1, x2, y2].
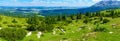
[77, 13, 82, 19]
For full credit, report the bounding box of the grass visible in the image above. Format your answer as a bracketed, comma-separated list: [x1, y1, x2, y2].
[1, 16, 120, 41]
[36, 17, 120, 41]
[1, 9, 120, 41]
[0, 16, 27, 28]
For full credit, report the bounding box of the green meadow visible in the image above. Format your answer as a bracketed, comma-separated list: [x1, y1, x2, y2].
[1, 9, 120, 41]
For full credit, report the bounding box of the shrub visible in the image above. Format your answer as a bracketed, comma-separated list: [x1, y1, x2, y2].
[12, 19, 18, 23]
[3, 21, 8, 24]
[38, 23, 54, 32]
[7, 24, 22, 28]
[8, 24, 16, 27]
[0, 28, 27, 41]
[100, 17, 103, 21]
[16, 24, 22, 27]
[93, 27, 108, 32]
[102, 19, 110, 24]
[26, 24, 37, 31]
[62, 38, 68, 40]
[94, 18, 99, 20]
[83, 19, 89, 24]
[89, 18, 93, 21]
[94, 21, 100, 24]
[66, 20, 72, 24]
[59, 33, 65, 35]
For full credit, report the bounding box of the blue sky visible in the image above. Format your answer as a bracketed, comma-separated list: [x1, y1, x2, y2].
[0, 0, 103, 7]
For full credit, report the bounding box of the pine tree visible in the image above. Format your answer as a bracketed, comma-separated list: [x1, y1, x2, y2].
[76, 13, 82, 19]
[86, 12, 91, 17]
[96, 12, 100, 17]
[57, 15, 62, 21]
[70, 14, 76, 20]
[26, 14, 40, 31]
[110, 10, 117, 18]
[12, 19, 17, 23]
[62, 14, 67, 21]
[83, 17, 89, 24]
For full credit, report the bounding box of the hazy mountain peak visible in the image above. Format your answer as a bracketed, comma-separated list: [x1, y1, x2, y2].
[102, 0, 117, 1]
[92, 0, 120, 7]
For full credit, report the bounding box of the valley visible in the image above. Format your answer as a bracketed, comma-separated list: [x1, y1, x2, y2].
[0, 9, 120, 41]
[1, 0, 120, 41]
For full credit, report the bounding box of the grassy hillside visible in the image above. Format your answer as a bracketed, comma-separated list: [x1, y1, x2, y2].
[1, 9, 120, 41]
[0, 16, 27, 28]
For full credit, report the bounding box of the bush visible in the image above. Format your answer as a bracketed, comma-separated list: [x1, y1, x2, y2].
[12, 19, 18, 23]
[102, 19, 110, 24]
[59, 33, 65, 35]
[7, 24, 22, 28]
[26, 24, 37, 31]
[100, 17, 103, 21]
[66, 20, 72, 24]
[94, 21, 100, 24]
[94, 18, 98, 20]
[93, 27, 108, 32]
[0, 28, 27, 41]
[62, 38, 68, 40]
[83, 19, 89, 24]
[8, 24, 16, 27]
[38, 23, 54, 32]
[16, 24, 22, 27]
[3, 21, 8, 24]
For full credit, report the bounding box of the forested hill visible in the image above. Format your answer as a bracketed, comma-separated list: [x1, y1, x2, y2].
[1, 0, 120, 16]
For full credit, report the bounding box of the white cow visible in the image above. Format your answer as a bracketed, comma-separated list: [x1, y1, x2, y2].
[26, 31, 32, 37]
[109, 32, 113, 34]
[53, 30, 56, 35]
[61, 29, 66, 33]
[0, 27, 2, 30]
[38, 31, 42, 38]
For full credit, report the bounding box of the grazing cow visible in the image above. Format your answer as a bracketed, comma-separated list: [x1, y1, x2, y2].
[109, 32, 113, 34]
[26, 31, 32, 37]
[112, 24, 118, 28]
[0, 28, 2, 30]
[53, 30, 56, 35]
[38, 31, 42, 38]
[61, 29, 66, 33]
[57, 27, 66, 33]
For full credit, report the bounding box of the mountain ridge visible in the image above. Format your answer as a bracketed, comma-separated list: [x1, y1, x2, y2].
[0, 0, 120, 16]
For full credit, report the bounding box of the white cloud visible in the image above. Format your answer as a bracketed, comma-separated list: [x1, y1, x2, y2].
[92, 0, 101, 2]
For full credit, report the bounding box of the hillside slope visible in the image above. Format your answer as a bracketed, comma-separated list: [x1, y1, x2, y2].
[1, 8, 120, 41]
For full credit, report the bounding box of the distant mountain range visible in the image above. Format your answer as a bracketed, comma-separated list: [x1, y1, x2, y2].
[0, 0, 120, 16]
[76, 0, 120, 13]
[40, 0, 120, 16]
